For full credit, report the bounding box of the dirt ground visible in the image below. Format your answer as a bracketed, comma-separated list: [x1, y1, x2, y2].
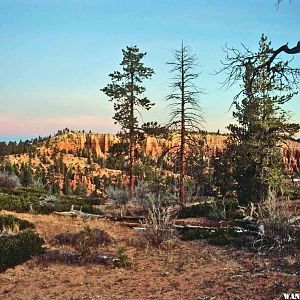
[0, 211, 299, 300]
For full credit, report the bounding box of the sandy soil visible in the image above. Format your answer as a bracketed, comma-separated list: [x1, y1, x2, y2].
[0, 211, 299, 300]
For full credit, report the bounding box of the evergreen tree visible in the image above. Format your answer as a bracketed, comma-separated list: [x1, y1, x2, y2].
[40, 168, 47, 185]
[53, 157, 60, 173]
[87, 153, 92, 165]
[52, 180, 60, 194]
[93, 175, 102, 190]
[63, 177, 72, 195]
[66, 167, 73, 180]
[74, 183, 87, 196]
[211, 149, 235, 198]
[4, 161, 14, 175]
[59, 157, 66, 175]
[227, 34, 300, 204]
[101, 46, 154, 197]
[20, 163, 33, 186]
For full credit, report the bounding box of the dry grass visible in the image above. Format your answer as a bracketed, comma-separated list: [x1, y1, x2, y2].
[0, 210, 299, 300]
[255, 192, 300, 253]
[1, 222, 20, 235]
[139, 203, 178, 247]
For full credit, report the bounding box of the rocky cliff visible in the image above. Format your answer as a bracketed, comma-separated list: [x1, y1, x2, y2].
[4, 131, 300, 195]
[50, 132, 117, 157]
[46, 131, 300, 172]
[48, 132, 228, 157]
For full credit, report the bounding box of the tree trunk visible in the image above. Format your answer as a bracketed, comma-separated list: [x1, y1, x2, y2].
[179, 44, 186, 207]
[129, 132, 135, 197]
[129, 71, 135, 198]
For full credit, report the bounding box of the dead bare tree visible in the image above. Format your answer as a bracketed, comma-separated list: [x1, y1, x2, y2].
[166, 42, 204, 206]
[218, 1, 300, 92]
[216, 38, 300, 101]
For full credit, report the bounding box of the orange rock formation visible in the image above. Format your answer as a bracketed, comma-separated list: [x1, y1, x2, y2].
[49, 132, 300, 172]
[4, 131, 300, 195]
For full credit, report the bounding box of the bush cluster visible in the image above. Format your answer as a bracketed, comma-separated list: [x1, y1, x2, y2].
[0, 172, 20, 191]
[41, 227, 114, 266]
[53, 227, 112, 253]
[0, 192, 32, 212]
[0, 187, 99, 214]
[178, 203, 212, 218]
[0, 215, 35, 232]
[37, 249, 112, 266]
[140, 203, 177, 247]
[0, 229, 44, 271]
[36, 249, 80, 265]
[255, 193, 300, 253]
[179, 227, 249, 246]
[178, 198, 240, 220]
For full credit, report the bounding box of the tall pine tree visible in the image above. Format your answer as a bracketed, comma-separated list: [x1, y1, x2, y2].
[101, 46, 154, 196]
[228, 34, 300, 204]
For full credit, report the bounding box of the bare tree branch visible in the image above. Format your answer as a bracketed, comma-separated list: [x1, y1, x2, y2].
[215, 36, 300, 100]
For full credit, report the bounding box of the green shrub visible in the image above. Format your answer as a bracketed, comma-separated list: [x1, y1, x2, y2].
[179, 227, 244, 246]
[217, 198, 239, 211]
[178, 203, 212, 218]
[85, 197, 103, 205]
[178, 198, 240, 220]
[290, 188, 300, 200]
[113, 245, 132, 268]
[0, 192, 32, 212]
[209, 198, 240, 221]
[0, 230, 44, 271]
[106, 186, 130, 207]
[179, 227, 213, 240]
[0, 188, 99, 214]
[0, 215, 35, 232]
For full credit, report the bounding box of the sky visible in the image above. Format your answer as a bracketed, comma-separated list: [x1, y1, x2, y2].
[0, 0, 299, 141]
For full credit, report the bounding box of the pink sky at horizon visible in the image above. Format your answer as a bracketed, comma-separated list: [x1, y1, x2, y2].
[0, 112, 119, 138]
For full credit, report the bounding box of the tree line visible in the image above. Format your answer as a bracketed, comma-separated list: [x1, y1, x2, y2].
[101, 34, 300, 206]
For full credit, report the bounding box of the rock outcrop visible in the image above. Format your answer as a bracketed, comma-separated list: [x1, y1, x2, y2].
[4, 131, 300, 195]
[282, 140, 300, 173]
[49, 132, 118, 157]
[46, 131, 300, 172]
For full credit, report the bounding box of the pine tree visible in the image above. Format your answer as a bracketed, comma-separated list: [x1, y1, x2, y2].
[52, 180, 60, 194]
[63, 177, 72, 195]
[93, 175, 102, 190]
[20, 163, 33, 187]
[4, 161, 14, 175]
[227, 34, 300, 204]
[101, 46, 154, 196]
[74, 183, 87, 196]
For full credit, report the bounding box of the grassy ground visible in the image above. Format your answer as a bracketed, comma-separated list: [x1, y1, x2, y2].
[0, 210, 299, 300]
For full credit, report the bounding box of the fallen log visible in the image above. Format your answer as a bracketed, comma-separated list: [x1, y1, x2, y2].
[53, 208, 248, 232]
[54, 205, 105, 219]
[54, 206, 144, 221]
[119, 222, 141, 228]
[109, 215, 145, 222]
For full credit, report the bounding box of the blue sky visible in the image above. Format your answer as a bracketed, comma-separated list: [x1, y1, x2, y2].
[0, 0, 299, 141]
